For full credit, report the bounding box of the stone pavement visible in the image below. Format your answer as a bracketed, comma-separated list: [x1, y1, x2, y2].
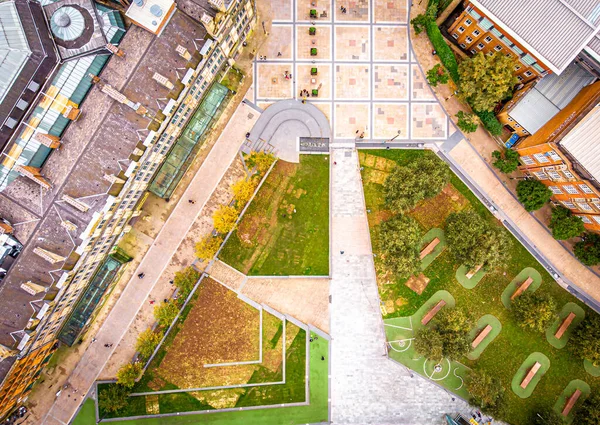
[330, 148, 469, 424]
[40, 101, 258, 425]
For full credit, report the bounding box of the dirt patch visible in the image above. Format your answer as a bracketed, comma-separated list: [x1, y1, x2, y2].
[145, 395, 159, 415]
[404, 273, 430, 295]
[409, 183, 469, 229]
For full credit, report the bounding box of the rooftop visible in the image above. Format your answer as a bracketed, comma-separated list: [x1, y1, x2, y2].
[560, 104, 600, 182]
[471, 0, 600, 74]
[125, 0, 176, 34]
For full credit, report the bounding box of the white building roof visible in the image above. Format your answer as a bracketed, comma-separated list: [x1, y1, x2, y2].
[126, 0, 175, 34]
[0, 1, 32, 104]
[560, 104, 600, 181]
[471, 0, 600, 74]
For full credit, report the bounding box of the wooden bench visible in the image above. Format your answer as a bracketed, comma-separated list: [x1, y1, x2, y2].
[555, 312, 576, 339]
[511, 277, 534, 300]
[520, 362, 541, 389]
[561, 389, 582, 416]
[420, 238, 440, 260]
[472, 325, 492, 348]
[466, 264, 483, 279]
[421, 300, 446, 325]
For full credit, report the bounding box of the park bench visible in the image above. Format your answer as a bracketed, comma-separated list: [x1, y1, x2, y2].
[511, 277, 533, 300]
[466, 264, 483, 279]
[555, 312, 576, 339]
[421, 300, 446, 325]
[561, 389, 582, 416]
[420, 238, 440, 260]
[520, 361, 541, 389]
[471, 325, 492, 348]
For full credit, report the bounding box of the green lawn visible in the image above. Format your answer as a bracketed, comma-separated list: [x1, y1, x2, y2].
[219, 155, 329, 276]
[73, 398, 96, 425]
[360, 149, 600, 425]
[81, 333, 328, 424]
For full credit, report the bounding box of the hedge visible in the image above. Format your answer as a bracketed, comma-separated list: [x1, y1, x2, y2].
[474, 110, 503, 136]
[425, 21, 459, 82]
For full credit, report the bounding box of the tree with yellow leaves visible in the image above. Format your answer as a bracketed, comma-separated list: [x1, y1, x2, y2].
[212, 205, 238, 234]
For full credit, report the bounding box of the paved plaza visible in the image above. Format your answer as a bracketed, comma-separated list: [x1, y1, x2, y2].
[254, 0, 450, 142]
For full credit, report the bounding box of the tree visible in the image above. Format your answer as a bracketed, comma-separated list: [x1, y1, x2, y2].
[154, 301, 179, 328]
[414, 308, 473, 361]
[247, 151, 275, 174]
[516, 179, 552, 212]
[410, 13, 429, 35]
[574, 233, 600, 266]
[492, 149, 520, 173]
[384, 156, 450, 212]
[195, 234, 223, 260]
[466, 369, 505, 413]
[456, 111, 478, 133]
[173, 266, 200, 298]
[379, 214, 421, 278]
[458, 52, 518, 112]
[117, 362, 142, 388]
[573, 393, 600, 425]
[569, 314, 600, 367]
[212, 205, 238, 234]
[549, 206, 584, 240]
[426, 64, 449, 87]
[511, 292, 557, 332]
[530, 408, 565, 425]
[135, 329, 162, 360]
[98, 384, 129, 414]
[232, 178, 256, 206]
[445, 211, 511, 269]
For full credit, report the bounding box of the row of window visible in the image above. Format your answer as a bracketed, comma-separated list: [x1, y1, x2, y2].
[548, 183, 595, 195]
[520, 150, 562, 166]
[531, 169, 575, 182]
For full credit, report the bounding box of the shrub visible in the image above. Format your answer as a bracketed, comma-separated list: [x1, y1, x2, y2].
[173, 266, 200, 298]
[516, 179, 552, 212]
[311, 67, 318, 75]
[116, 362, 142, 388]
[309, 27, 316, 35]
[492, 149, 519, 173]
[99, 384, 129, 414]
[213, 205, 238, 234]
[466, 369, 505, 413]
[154, 301, 179, 328]
[232, 178, 256, 206]
[511, 292, 557, 332]
[312, 89, 318, 96]
[475, 110, 503, 136]
[410, 13, 429, 35]
[426, 21, 459, 82]
[195, 234, 223, 260]
[414, 308, 473, 361]
[569, 314, 600, 367]
[246, 151, 275, 174]
[573, 392, 600, 425]
[310, 47, 317, 56]
[309, 9, 317, 18]
[426, 64, 449, 87]
[135, 329, 162, 360]
[456, 111, 478, 133]
[574, 232, 600, 266]
[379, 214, 421, 278]
[549, 206, 585, 240]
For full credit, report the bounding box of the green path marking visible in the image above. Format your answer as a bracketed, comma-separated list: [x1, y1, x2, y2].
[455, 264, 486, 289]
[584, 359, 600, 377]
[420, 228, 446, 271]
[511, 352, 550, 399]
[467, 314, 501, 360]
[501, 267, 542, 309]
[545, 302, 585, 349]
[553, 379, 590, 424]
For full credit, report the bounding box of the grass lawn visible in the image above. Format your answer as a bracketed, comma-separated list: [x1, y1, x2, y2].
[86, 333, 328, 424]
[73, 398, 96, 425]
[219, 155, 329, 276]
[360, 149, 600, 425]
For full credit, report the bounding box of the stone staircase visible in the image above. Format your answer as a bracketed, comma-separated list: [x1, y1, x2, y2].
[241, 137, 276, 155]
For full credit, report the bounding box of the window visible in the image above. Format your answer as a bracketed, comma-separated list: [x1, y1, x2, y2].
[547, 150, 561, 161]
[508, 117, 514, 122]
[452, 33, 459, 39]
[517, 75, 523, 81]
[473, 30, 481, 36]
[494, 45, 502, 51]
[470, 49, 477, 54]
[477, 42, 485, 49]
[578, 215, 593, 224]
[562, 201, 576, 209]
[514, 123, 521, 128]
[579, 184, 594, 194]
[484, 36, 493, 43]
[465, 19, 472, 25]
[549, 186, 563, 195]
[466, 36, 473, 43]
[533, 153, 550, 164]
[520, 155, 535, 166]
[593, 216, 600, 225]
[459, 43, 466, 48]
[514, 65, 521, 71]
[578, 202, 593, 211]
[547, 170, 562, 180]
[563, 170, 575, 179]
[564, 185, 579, 195]
[533, 171, 548, 180]
[524, 70, 533, 77]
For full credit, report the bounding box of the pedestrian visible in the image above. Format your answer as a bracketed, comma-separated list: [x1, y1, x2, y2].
[340, 250, 344, 254]
[386, 146, 390, 150]
[321, 356, 325, 361]
[277, 51, 282, 56]
[169, 280, 174, 284]
[333, 161, 337, 165]
[163, 298, 168, 303]
[432, 49, 437, 55]
[355, 130, 359, 134]
[149, 300, 155, 305]
[91, 337, 97, 343]
[104, 343, 109, 347]
[138, 272, 144, 279]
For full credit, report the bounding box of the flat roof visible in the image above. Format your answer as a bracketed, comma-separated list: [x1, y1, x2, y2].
[126, 0, 175, 34]
[560, 104, 600, 182]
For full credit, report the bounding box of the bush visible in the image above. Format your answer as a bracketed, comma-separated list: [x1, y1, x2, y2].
[232, 178, 256, 207]
[492, 149, 519, 173]
[173, 266, 200, 299]
[573, 393, 600, 425]
[195, 234, 223, 260]
[310, 47, 317, 56]
[511, 292, 557, 332]
[135, 329, 162, 360]
[379, 215, 421, 278]
[574, 232, 600, 266]
[99, 384, 129, 414]
[426, 64, 449, 87]
[456, 111, 478, 133]
[309, 27, 316, 35]
[475, 110, 503, 136]
[117, 362, 142, 388]
[414, 308, 473, 361]
[516, 179, 552, 212]
[246, 151, 275, 174]
[154, 301, 179, 328]
[569, 314, 600, 366]
[466, 369, 505, 413]
[213, 205, 238, 234]
[426, 21, 459, 82]
[549, 206, 585, 240]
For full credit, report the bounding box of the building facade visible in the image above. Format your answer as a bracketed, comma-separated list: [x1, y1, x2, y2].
[0, 0, 255, 419]
[515, 81, 600, 232]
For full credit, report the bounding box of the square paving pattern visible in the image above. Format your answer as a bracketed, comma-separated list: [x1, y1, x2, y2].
[335, 0, 369, 21]
[297, 25, 332, 60]
[335, 64, 370, 99]
[297, 0, 331, 21]
[374, 26, 408, 61]
[374, 64, 408, 100]
[258, 25, 293, 60]
[375, 0, 408, 23]
[335, 26, 370, 61]
[373, 103, 408, 139]
[412, 103, 447, 139]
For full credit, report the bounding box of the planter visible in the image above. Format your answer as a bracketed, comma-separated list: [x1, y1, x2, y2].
[309, 27, 316, 35]
[312, 89, 319, 96]
[311, 67, 318, 75]
[310, 9, 317, 18]
[310, 48, 318, 56]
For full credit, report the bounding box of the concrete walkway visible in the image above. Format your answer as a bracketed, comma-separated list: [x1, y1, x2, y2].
[40, 102, 258, 425]
[330, 148, 469, 424]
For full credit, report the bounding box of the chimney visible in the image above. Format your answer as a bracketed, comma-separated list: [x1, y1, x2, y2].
[20, 281, 48, 296]
[62, 194, 90, 212]
[33, 247, 66, 264]
[34, 132, 61, 149]
[152, 73, 175, 90]
[176, 45, 191, 60]
[14, 165, 52, 189]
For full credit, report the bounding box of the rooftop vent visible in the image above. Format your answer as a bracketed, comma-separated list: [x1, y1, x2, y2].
[150, 4, 163, 16]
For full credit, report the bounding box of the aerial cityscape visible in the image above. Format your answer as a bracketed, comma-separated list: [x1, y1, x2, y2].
[1, 0, 600, 424]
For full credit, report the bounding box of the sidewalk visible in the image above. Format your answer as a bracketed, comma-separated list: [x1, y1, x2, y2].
[40, 101, 258, 425]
